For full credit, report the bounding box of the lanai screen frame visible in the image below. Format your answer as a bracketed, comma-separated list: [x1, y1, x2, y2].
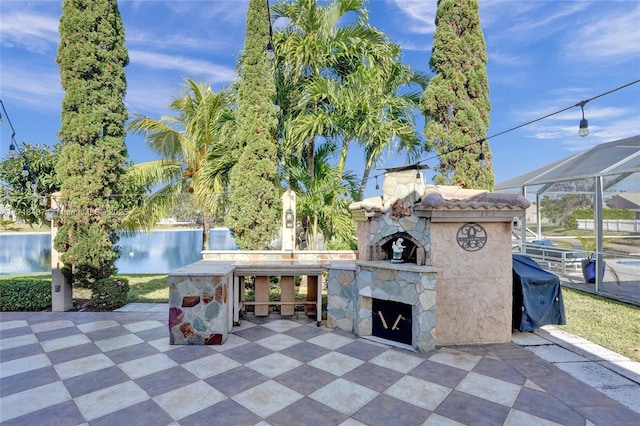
[495, 135, 640, 291]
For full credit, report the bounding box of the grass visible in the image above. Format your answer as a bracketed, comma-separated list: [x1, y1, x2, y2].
[124, 274, 169, 303]
[559, 287, 640, 361]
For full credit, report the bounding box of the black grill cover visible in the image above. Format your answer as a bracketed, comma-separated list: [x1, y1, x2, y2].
[512, 254, 567, 332]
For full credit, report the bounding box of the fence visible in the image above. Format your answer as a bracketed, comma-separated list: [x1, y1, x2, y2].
[577, 219, 640, 233]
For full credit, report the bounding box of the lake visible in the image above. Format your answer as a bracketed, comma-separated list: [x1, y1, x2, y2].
[0, 228, 237, 275]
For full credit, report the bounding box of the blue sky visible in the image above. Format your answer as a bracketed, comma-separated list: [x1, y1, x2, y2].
[1, 0, 639, 199]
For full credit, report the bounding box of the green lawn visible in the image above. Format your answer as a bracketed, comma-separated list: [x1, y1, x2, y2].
[559, 287, 640, 362]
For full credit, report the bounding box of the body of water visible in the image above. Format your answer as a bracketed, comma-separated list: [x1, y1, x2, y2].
[0, 228, 237, 275]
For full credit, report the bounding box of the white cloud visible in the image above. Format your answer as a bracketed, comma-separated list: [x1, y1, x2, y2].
[0, 10, 59, 53]
[0, 63, 62, 110]
[388, 0, 437, 34]
[129, 50, 237, 85]
[563, 5, 640, 62]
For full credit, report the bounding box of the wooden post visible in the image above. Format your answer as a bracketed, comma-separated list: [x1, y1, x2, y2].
[281, 276, 295, 316]
[254, 276, 270, 316]
[306, 274, 318, 317]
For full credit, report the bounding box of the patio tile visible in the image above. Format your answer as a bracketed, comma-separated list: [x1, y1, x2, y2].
[232, 325, 278, 342]
[94, 333, 144, 352]
[408, 359, 468, 389]
[90, 399, 173, 426]
[434, 390, 510, 425]
[353, 394, 430, 426]
[39, 334, 91, 352]
[525, 344, 588, 363]
[123, 320, 165, 333]
[135, 365, 199, 397]
[0, 366, 59, 398]
[30, 320, 74, 333]
[104, 342, 160, 364]
[0, 381, 71, 422]
[267, 396, 348, 426]
[153, 380, 226, 421]
[118, 353, 178, 379]
[1, 400, 84, 426]
[0, 342, 43, 363]
[284, 323, 328, 340]
[54, 353, 115, 380]
[46, 342, 102, 365]
[182, 353, 241, 379]
[76, 320, 119, 333]
[472, 357, 526, 385]
[245, 352, 303, 378]
[261, 319, 303, 332]
[180, 397, 261, 426]
[455, 372, 522, 407]
[429, 347, 482, 371]
[369, 349, 424, 374]
[342, 362, 403, 393]
[0, 353, 51, 378]
[63, 365, 131, 398]
[336, 340, 389, 361]
[308, 351, 363, 376]
[504, 409, 565, 426]
[384, 375, 451, 411]
[309, 378, 378, 416]
[513, 387, 586, 426]
[255, 333, 302, 351]
[205, 366, 269, 396]
[232, 380, 303, 419]
[222, 342, 273, 364]
[307, 332, 355, 350]
[279, 341, 330, 363]
[0, 333, 38, 350]
[74, 381, 149, 421]
[274, 364, 337, 395]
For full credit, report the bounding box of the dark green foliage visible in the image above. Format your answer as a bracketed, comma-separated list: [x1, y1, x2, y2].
[0, 279, 52, 311]
[226, 0, 280, 249]
[421, 0, 494, 190]
[562, 214, 579, 230]
[0, 143, 61, 225]
[55, 0, 129, 285]
[573, 208, 634, 220]
[88, 277, 129, 311]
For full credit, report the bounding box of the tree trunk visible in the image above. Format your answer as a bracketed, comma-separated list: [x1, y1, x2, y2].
[202, 210, 211, 250]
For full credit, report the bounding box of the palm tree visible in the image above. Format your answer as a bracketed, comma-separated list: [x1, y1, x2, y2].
[273, 0, 426, 203]
[272, 0, 390, 182]
[285, 142, 359, 250]
[124, 78, 234, 249]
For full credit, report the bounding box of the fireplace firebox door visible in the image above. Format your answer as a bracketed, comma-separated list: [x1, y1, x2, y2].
[372, 298, 412, 345]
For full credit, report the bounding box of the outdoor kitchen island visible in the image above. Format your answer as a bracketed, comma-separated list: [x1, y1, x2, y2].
[168, 169, 529, 353]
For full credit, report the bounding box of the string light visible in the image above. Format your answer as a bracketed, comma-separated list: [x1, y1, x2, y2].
[366, 79, 640, 186]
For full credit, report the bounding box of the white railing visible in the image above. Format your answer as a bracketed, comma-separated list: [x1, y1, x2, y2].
[518, 243, 587, 275]
[577, 219, 640, 232]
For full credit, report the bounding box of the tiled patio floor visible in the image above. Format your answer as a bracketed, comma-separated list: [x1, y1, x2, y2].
[1, 306, 639, 425]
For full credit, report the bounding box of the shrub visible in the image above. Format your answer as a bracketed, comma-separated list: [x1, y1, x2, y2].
[89, 277, 130, 311]
[0, 279, 52, 311]
[562, 214, 578, 230]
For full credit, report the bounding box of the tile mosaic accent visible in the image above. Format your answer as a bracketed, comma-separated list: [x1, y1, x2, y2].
[168, 272, 232, 345]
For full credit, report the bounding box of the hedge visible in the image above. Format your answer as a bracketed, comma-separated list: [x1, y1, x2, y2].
[0, 279, 52, 311]
[88, 277, 130, 311]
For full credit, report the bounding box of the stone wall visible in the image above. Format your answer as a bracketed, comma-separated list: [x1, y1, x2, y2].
[327, 261, 439, 352]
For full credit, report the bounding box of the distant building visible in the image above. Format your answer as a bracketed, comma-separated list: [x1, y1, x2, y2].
[0, 203, 16, 221]
[606, 193, 640, 220]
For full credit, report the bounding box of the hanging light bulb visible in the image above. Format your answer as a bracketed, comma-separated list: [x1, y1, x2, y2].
[375, 176, 380, 190]
[266, 42, 275, 61]
[578, 101, 589, 137]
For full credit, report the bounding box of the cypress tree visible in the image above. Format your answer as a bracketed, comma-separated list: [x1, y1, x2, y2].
[226, 0, 280, 249]
[55, 0, 129, 285]
[422, 0, 494, 190]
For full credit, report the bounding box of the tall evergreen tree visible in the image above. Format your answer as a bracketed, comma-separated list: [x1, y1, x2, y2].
[421, 0, 494, 190]
[55, 0, 129, 285]
[226, 0, 280, 250]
